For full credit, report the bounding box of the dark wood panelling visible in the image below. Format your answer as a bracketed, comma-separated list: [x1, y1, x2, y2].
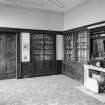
[35, 61, 54, 76]
[55, 60, 62, 74]
[0, 27, 63, 80]
[17, 33, 21, 79]
[21, 62, 30, 78]
[63, 61, 84, 83]
[0, 27, 63, 35]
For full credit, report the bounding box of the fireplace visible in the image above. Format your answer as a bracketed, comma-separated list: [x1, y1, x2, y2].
[84, 64, 105, 93]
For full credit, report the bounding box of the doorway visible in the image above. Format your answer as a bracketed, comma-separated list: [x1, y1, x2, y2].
[0, 32, 17, 79]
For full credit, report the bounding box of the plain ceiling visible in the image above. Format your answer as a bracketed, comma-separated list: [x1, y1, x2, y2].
[0, 0, 90, 13]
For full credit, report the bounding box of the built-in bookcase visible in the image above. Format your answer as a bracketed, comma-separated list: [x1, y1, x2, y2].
[63, 29, 89, 82]
[64, 30, 89, 64]
[31, 33, 55, 76]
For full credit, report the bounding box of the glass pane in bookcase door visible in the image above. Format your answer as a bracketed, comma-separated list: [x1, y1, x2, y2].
[39, 50, 43, 55]
[50, 45, 52, 50]
[44, 56, 47, 60]
[41, 34, 43, 39]
[78, 32, 81, 38]
[83, 52, 87, 58]
[83, 57, 86, 62]
[81, 51, 84, 57]
[43, 50, 46, 55]
[40, 55, 44, 61]
[80, 38, 83, 43]
[34, 45, 37, 50]
[38, 44, 41, 49]
[35, 56, 39, 60]
[38, 35, 40, 40]
[33, 36, 37, 40]
[44, 45, 46, 49]
[77, 43, 79, 49]
[71, 57, 75, 61]
[83, 37, 87, 43]
[65, 51, 68, 55]
[50, 50, 52, 55]
[82, 44, 84, 49]
[84, 50, 87, 58]
[77, 38, 80, 43]
[77, 56, 80, 61]
[48, 50, 50, 55]
[84, 31, 87, 37]
[81, 31, 84, 37]
[34, 50, 37, 55]
[78, 50, 81, 57]
[48, 36, 50, 41]
[71, 54, 74, 59]
[48, 56, 51, 60]
[71, 50, 74, 55]
[81, 50, 83, 57]
[51, 41, 53, 45]
[66, 36, 68, 40]
[71, 42, 73, 48]
[81, 57, 84, 63]
[83, 43, 87, 49]
[47, 41, 50, 45]
[83, 57, 87, 62]
[83, 44, 86, 49]
[78, 43, 81, 48]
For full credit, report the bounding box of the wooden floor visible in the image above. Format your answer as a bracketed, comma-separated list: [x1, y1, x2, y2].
[0, 74, 104, 105]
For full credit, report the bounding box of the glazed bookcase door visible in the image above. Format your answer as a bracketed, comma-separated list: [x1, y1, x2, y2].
[64, 33, 76, 62]
[76, 30, 89, 63]
[32, 33, 55, 76]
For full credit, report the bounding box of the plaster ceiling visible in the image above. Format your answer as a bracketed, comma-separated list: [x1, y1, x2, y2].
[0, 0, 90, 13]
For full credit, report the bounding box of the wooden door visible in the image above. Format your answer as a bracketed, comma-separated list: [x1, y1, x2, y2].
[0, 33, 16, 79]
[32, 34, 55, 76]
[6, 33, 16, 79]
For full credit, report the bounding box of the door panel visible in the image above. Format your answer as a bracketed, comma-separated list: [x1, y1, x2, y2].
[6, 34, 16, 78]
[0, 33, 16, 79]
